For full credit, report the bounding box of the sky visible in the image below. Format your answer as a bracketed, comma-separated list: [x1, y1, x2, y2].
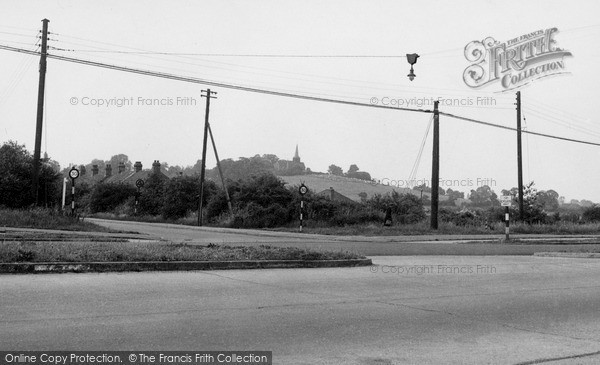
[1, 0, 600, 202]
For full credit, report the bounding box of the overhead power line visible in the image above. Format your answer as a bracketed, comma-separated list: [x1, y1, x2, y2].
[440, 112, 600, 147]
[48, 49, 416, 58]
[0, 44, 434, 114]
[1, 43, 599, 148]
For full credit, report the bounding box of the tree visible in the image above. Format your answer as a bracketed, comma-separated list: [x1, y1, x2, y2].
[583, 205, 600, 222]
[347, 164, 359, 175]
[0, 141, 61, 208]
[536, 190, 559, 211]
[413, 183, 431, 193]
[347, 171, 372, 181]
[219, 156, 274, 182]
[328, 164, 343, 176]
[446, 188, 464, 200]
[0, 141, 33, 207]
[108, 154, 132, 173]
[469, 185, 498, 207]
[580, 200, 595, 207]
[358, 192, 368, 203]
[513, 181, 548, 224]
[261, 154, 279, 165]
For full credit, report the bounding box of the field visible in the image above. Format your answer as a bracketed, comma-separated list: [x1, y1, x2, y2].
[279, 174, 448, 202]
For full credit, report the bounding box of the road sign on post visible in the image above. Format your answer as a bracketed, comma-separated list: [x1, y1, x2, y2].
[500, 195, 512, 240]
[135, 179, 144, 215]
[500, 195, 512, 207]
[68, 167, 79, 216]
[299, 183, 308, 232]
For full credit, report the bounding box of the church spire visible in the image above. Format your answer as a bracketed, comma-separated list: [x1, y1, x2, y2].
[293, 144, 300, 163]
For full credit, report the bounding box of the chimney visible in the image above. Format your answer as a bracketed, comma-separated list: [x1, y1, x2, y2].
[118, 161, 126, 174]
[134, 161, 143, 173]
[80, 165, 86, 175]
[152, 160, 161, 175]
[92, 165, 99, 176]
[106, 164, 112, 177]
[330, 187, 335, 201]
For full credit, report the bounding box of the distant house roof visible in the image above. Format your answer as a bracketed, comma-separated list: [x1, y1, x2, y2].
[316, 187, 358, 205]
[67, 160, 173, 186]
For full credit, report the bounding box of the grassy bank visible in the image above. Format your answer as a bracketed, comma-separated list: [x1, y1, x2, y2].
[87, 212, 600, 236]
[280, 221, 600, 236]
[0, 208, 117, 232]
[0, 241, 363, 263]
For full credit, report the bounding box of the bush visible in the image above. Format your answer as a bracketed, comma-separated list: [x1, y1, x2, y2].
[206, 189, 230, 222]
[329, 207, 383, 226]
[368, 191, 426, 224]
[89, 183, 137, 213]
[233, 173, 294, 208]
[439, 209, 485, 226]
[138, 174, 167, 216]
[305, 196, 338, 221]
[162, 176, 218, 220]
[583, 205, 600, 223]
[229, 173, 295, 227]
[560, 211, 581, 223]
[233, 202, 290, 228]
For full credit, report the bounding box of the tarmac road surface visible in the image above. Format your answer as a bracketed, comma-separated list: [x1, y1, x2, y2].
[2, 256, 600, 364]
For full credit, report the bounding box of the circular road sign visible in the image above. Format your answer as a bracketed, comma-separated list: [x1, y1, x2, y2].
[69, 168, 80, 180]
[299, 184, 308, 196]
[135, 179, 145, 188]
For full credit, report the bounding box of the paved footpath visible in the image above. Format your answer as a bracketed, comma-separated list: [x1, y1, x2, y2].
[2, 256, 600, 364]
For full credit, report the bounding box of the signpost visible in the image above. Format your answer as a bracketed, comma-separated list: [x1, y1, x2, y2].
[500, 195, 512, 241]
[61, 177, 67, 211]
[68, 167, 80, 216]
[298, 183, 308, 232]
[135, 179, 145, 215]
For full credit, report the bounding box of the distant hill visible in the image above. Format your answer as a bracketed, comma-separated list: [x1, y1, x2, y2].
[279, 174, 441, 202]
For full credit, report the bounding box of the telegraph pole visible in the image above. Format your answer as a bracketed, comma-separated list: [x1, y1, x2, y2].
[32, 18, 49, 205]
[516, 91, 524, 220]
[430, 100, 440, 230]
[198, 89, 217, 226]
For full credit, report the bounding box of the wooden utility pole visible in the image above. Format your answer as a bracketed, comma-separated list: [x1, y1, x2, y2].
[32, 18, 49, 205]
[208, 123, 234, 217]
[198, 89, 217, 226]
[516, 91, 524, 220]
[430, 100, 440, 229]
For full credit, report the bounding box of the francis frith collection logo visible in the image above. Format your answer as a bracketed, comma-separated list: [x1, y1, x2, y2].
[463, 27, 572, 91]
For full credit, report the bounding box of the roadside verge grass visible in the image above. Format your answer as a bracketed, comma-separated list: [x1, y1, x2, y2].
[280, 221, 600, 236]
[0, 241, 364, 263]
[0, 208, 116, 232]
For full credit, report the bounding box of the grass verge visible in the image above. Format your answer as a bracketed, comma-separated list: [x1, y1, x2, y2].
[276, 221, 600, 236]
[89, 212, 600, 236]
[0, 241, 364, 263]
[0, 208, 117, 232]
